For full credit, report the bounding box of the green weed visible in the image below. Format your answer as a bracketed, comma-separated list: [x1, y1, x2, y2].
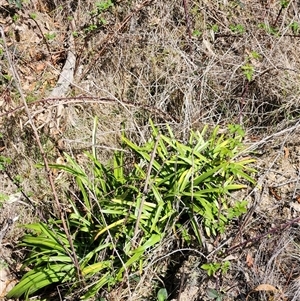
[0, 155, 12, 171]
[29, 12, 37, 19]
[229, 24, 245, 34]
[241, 51, 261, 81]
[44, 33, 56, 41]
[280, 0, 289, 9]
[7, 121, 256, 299]
[241, 63, 254, 82]
[157, 288, 168, 301]
[201, 261, 230, 277]
[210, 24, 219, 33]
[290, 21, 300, 34]
[258, 23, 279, 36]
[85, 0, 114, 32]
[192, 29, 202, 37]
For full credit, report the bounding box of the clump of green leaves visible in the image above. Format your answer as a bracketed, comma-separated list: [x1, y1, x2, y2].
[210, 24, 219, 33]
[258, 23, 279, 36]
[201, 261, 230, 277]
[12, 14, 20, 23]
[192, 29, 202, 37]
[0, 154, 12, 171]
[229, 24, 245, 34]
[290, 21, 300, 34]
[29, 12, 37, 20]
[280, 0, 289, 9]
[241, 51, 261, 81]
[7, 121, 255, 300]
[44, 32, 56, 41]
[95, 0, 114, 13]
[241, 63, 254, 82]
[84, 0, 114, 33]
[157, 288, 168, 301]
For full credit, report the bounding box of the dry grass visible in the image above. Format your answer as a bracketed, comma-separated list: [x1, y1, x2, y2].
[1, 0, 300, 299]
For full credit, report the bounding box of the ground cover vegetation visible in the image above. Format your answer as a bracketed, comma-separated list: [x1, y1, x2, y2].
[1, 0, 300, 300]
[6, 121, 256, 300]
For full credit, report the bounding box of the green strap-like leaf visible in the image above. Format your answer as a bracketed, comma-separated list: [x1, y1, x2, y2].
[7, 264, 74, 298]
[81, 272, 113, 300]
[82, 261, 111, 276]
[193, 164, 226, 186]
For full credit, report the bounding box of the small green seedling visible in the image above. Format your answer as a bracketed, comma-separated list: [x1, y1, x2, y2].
[241, 63, 254, 82]
[229, 24, 245, 34]
[12, 14, 20, 22]
[192, 29, 202, 37]
[258, 23, 279, 36]
[96, 0, 113, 12]
[201, 261, 230, 277]
[290, 21, 300, 34]
[280, 0, 289, 9]
[0, 155, 12, 171]
[157, 288, 168, 301]
[44, 33, 56, 41]
[29, 13, 37, 19]
[207, 288, 225, 301]
[241, 51, 261, 81]
[211, 24, 219, 33]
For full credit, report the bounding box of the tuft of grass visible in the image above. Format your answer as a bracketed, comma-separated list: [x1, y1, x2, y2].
[7, 121, 255, 300]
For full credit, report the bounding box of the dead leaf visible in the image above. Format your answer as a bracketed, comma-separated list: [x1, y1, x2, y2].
[203, 37, 215, 56]
[149, 17, 161, 26]
[284, 147, 289, 159]
[246, 284, 278, 301]
[254, 284, 277, 292]
[35, 62, 46, 71]
[223, 255, 237, 261]
[246, 253, 254, 268]
[290, 201, 300, 212]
